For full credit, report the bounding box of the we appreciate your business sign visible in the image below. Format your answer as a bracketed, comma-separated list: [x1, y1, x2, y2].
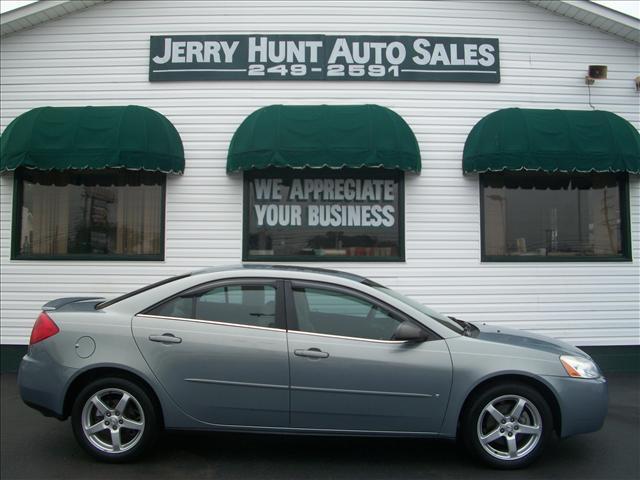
[149, 35, 500, 83]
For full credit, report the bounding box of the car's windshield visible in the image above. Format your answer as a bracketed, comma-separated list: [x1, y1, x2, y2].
[363, 281, 465, 334]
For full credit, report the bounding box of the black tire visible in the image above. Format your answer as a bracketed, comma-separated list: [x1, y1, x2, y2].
[461, 382, 553, 469]
[71, 377, 159, 462]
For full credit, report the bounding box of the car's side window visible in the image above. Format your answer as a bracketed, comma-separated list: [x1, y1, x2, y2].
[292, 286, 402, 341]
[195, 285, 276, 327]
[146, 283, 277, 329]
[148, 296, 193, 319]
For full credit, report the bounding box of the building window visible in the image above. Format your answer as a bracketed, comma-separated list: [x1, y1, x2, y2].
[12, 169, 165, 260]
[481, 172, 631, 261]
[243, 168, 404, 261]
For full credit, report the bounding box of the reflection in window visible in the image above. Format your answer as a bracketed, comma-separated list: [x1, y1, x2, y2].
[292, 287, 401, 340]
[148, 284, 277, 328]
[195, 285, 276, 327]
[16, 169, 164, 259]
[481, 172, 629, 259]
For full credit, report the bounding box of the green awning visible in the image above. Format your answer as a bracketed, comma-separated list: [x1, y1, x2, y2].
[227, 104, 421, 173]
[463, 108, 640, 174]
[0, 105, 185, 174]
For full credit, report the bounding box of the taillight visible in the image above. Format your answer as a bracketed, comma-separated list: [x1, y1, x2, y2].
[29, 312, 60, 345]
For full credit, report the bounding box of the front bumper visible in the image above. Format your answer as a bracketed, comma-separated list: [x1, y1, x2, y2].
[543, 374, 608, 438]
[18, 351, 75, 419]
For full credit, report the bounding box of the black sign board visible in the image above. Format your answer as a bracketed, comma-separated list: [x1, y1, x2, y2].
[150, 35, 499, 83]
[244, 168, 404, 261]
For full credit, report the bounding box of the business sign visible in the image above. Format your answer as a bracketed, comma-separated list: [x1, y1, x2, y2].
[150, 35, 499, 83]
[244, 169, 404, 261]
[252, 177, 397, 228]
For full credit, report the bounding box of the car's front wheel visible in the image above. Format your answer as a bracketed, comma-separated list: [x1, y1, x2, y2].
[71, 377, 159, 462]
[462, 383, 553, 469]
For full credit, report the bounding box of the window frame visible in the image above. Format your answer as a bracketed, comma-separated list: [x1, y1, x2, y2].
[10, 168, 167, 261]
[242, 167, 406, 262]
[139, 278, 287, 331]
[284, 280, 438, 342]
[479, 172, 632, 263]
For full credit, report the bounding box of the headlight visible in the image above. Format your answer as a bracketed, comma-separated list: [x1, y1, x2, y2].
[560, 355, 601, 379]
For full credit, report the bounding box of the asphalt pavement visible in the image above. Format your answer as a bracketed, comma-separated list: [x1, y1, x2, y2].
[1, 372, 638, 480]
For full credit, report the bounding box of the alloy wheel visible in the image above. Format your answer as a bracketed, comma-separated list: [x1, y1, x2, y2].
[476, 394, 542, 461]
[81, 387, 145, 454]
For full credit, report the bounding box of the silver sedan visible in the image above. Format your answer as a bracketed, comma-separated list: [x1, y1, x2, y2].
[18, 265, 607, 469]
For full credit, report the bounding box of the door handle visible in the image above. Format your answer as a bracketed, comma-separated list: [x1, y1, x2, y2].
[149, 333, 182, 344]
[294, 348, 329, 359]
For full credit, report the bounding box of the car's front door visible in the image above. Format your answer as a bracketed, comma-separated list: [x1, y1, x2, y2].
[286, 281, 452, 433]
[132, 279, 289, 427]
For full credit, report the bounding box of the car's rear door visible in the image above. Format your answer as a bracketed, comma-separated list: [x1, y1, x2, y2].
[285, 280, 452, 433]
[132, 278, 289, 427]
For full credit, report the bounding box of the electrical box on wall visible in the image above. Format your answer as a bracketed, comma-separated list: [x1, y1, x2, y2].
[588, 65, 608, 79]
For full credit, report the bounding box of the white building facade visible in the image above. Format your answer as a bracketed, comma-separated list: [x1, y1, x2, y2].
[1, 0, 638, 366]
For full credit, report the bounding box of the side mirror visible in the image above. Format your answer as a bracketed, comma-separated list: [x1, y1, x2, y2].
[393, 320, 429, 342]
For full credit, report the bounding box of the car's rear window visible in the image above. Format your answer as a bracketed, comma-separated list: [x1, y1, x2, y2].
[95, 273, 191, 309]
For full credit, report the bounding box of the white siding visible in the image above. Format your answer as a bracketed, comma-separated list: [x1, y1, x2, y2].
[1, 0, 639, 346]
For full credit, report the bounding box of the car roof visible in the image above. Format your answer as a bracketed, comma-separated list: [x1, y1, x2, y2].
[191, 264, 370, 284]
[97, 264, 373, 310]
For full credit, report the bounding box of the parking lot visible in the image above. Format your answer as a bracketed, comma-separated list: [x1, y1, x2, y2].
[1, 372, 638, 480]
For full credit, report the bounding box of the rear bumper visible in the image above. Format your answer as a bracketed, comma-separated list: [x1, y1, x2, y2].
[542, 374, 608, 438]
[18, 352, 75, 419]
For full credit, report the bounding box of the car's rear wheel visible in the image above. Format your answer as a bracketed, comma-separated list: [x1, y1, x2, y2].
[71, 377, 159, 462]
[462, 383, 553, 469]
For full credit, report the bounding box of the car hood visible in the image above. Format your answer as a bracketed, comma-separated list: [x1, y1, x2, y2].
[470, 322, 588, 358]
